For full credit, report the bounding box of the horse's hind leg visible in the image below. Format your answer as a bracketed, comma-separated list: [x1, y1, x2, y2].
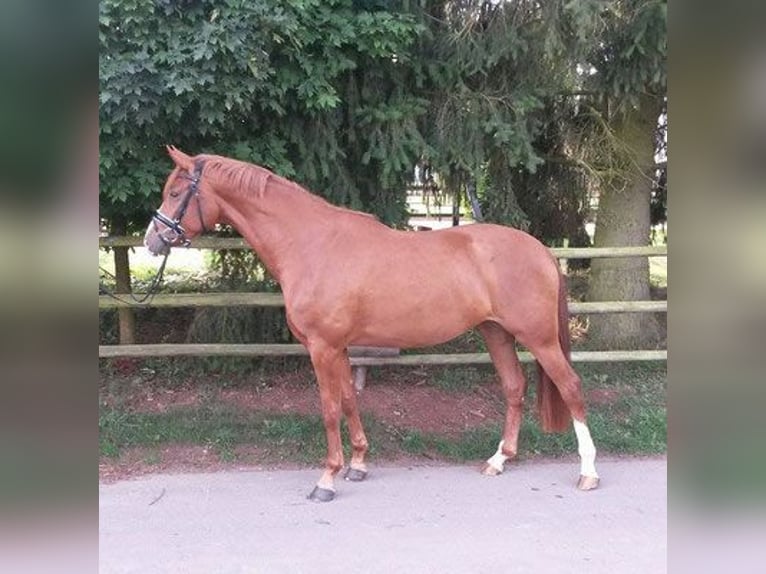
[524, 337, 600, 490]
[478, 321, 527, 476]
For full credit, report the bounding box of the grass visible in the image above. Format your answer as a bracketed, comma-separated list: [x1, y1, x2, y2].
[399, 366, 666, 462]
[432, 365, 491, 392]
[99, 404, 329, 463]
[100, 363, 666, 465]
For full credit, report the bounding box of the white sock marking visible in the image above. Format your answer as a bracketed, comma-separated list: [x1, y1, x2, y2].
[486, 440, 508, 472]
[573, 420, 598, 478]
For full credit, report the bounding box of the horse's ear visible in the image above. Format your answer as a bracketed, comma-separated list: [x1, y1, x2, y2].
[166, 145, 194, 171]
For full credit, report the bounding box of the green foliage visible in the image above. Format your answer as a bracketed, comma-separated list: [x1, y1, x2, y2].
[586, 0, 667, 108]
[100, 0, 425, 230]
[100, 0, 665, 245]
[564, 0, 666, 194]
[416, 1, 598, 241]
[186, 305, 292, 345]
[99, 310, 118, 345]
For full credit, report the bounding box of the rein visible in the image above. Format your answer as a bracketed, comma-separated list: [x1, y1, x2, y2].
[98, 250, 170, 306]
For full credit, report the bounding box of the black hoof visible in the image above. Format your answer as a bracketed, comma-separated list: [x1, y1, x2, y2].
[344, 467, 368, 482]
[308, 486, 336, 502]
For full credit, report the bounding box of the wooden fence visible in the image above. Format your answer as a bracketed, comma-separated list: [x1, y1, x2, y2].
[99, 237, 667, 387]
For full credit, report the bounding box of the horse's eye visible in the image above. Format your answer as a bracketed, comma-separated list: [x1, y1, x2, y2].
[169, 191, 179, 198]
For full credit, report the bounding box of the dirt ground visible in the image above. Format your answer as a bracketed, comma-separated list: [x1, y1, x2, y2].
[99, 360, 630, 483]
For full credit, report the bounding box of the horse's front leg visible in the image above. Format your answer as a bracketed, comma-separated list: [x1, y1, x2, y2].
[307, 342, 351, 502]
[341, 374, 369, 482]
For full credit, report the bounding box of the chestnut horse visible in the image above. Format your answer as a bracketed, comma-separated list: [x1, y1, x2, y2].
[144, 147, 599, 501]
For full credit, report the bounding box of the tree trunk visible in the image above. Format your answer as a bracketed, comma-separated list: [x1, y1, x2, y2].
[587, 94, 662, 350]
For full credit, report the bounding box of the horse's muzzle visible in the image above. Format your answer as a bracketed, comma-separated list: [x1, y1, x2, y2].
[144, 223, 172, 256]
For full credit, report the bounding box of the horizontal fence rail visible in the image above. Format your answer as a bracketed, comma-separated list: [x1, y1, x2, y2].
[99, 235, 668, 259]
[98, 344, 666, 364]
[99, 237, 667, 365]
[98, 292, 667, 314]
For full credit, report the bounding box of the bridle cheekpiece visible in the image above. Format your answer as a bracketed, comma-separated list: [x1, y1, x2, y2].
[152, 160, 207, 247]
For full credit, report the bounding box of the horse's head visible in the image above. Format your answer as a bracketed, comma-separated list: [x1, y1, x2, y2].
[144, 146, 220, 255]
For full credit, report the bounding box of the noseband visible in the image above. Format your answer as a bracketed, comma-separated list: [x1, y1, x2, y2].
[152, 160, 208, 247]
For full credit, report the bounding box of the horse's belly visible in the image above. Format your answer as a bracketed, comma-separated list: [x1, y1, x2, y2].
[351, 297, 488, 349]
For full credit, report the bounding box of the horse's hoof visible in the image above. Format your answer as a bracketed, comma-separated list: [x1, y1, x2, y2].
[577, 475, 600, 491]
[344, 467, 368, 482]
[480, 462, 503, 476]
[308, 486, 336, 502]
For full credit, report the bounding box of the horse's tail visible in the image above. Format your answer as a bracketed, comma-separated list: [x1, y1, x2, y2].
[536, 265, 574, 433]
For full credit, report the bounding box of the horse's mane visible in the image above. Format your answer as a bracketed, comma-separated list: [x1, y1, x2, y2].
[197, 154, 283, 197]
[198, 154, 378, 222]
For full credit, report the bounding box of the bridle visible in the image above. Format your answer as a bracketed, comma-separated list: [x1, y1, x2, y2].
[99, 160, 210, 306]
[152, 160, 208, 247]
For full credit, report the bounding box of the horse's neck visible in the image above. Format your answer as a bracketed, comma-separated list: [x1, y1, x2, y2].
[217, 178, 329, 283]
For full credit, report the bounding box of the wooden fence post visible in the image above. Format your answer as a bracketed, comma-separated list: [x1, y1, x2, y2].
[352, 366, 367, 391]
[113, 246, 135, 345]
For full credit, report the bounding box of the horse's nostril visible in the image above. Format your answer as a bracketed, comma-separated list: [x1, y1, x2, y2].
[144, 233, 170, 256]
[154, 239, 171, 256]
